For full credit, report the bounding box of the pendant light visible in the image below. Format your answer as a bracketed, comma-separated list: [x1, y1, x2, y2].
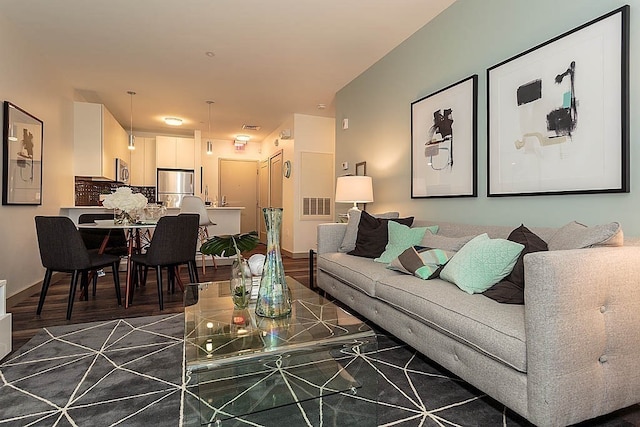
[206, 100, 214, 155]
[127, 90, 136, 150]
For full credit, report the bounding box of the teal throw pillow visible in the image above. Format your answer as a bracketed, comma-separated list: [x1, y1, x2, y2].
[388, 246, 454, 279]
[440, 233, 524, 294]
[374, 222, 438, 264]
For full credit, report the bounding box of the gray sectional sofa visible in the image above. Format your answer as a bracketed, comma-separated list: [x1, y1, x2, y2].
[316, 218, 640, 426]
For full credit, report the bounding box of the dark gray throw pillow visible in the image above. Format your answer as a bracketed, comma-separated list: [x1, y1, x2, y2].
[348, 211, 414, 258]
[483, 224, 547, 304]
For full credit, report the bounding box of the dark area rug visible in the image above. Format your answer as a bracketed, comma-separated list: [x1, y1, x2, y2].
[1, 314, 639, 426]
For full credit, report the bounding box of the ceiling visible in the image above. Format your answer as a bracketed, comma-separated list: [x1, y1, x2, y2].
[0, 0, 455, 143]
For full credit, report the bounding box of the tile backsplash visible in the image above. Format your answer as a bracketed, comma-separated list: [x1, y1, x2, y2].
[75, 177, 156, 206]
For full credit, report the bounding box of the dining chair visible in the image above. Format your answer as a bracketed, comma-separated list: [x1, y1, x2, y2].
[34, 216, 122, 320]
[180, 195, 217, 273]
[129, 213, 200, 310]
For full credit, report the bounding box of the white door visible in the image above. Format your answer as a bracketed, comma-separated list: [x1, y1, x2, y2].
[219, 159, 258, 234]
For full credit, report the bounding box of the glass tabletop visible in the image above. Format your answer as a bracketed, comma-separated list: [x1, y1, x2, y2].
[183, 277, 374, 372]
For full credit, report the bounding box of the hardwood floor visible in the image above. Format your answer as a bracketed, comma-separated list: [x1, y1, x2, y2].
[8, 245, 314, 355]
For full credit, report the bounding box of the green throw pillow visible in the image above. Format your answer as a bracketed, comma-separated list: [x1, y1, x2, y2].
[440, 234, 524, 294]
[388, 246, 454, 279]
[374, 222, 438, 264]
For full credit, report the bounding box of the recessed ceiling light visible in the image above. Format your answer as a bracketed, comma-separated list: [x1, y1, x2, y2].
[205, 51, 215, 58]
[164, 117, 183, 126]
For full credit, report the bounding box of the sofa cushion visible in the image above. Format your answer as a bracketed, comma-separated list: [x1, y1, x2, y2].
[374, 222, 437, 264]
[317, 252, 398, 297]
[348, 211, 414, 258]
[420, 230, 476, 252]
[339, 210, 399, 253]
[440, 234, 524, 294]
[547, 221, 623, 250]
[387, 247, 454, 279]
[374, 274, 527, 372]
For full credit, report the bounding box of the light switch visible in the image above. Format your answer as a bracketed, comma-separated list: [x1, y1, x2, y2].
[342, 118, 349, 130]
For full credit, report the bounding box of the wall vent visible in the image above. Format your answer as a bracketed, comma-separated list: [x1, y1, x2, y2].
[302, 197, 331, 217]
[242, 124, 261, 130]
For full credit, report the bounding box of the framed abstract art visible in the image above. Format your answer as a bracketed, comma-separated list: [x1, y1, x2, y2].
[411, 75, 477, 198]
[487, 6, 629, 197]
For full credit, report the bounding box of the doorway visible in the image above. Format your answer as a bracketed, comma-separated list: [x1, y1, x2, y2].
[219, 159, 258, 234]
[257, 150, 284, 241]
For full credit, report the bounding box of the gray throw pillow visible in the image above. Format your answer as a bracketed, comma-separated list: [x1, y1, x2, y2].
[420, 230, 476, 252]
[339, 210, 399, 253]
[547, 221, 623, 251]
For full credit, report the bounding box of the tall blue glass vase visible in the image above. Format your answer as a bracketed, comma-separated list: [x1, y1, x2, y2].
[255, 207, 291, 318]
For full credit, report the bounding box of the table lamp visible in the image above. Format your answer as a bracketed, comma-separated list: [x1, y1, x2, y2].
[335, 175, 374, 211]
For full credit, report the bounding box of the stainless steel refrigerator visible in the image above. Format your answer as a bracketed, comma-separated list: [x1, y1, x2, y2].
[156, 168, 194, 208]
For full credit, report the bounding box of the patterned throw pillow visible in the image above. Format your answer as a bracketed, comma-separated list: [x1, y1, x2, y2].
[483, 224, 548, 304]
[440, 234, 524, 294]
[374, 221, 438, 264]
[388, 246, 454, 280]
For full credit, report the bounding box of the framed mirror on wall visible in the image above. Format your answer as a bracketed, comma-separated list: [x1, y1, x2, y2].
[2, 101, 43, 205]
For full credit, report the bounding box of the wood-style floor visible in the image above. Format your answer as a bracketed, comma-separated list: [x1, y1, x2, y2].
[8, 245, 314, 354]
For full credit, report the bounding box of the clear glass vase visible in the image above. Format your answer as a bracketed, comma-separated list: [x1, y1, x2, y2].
[114, 208, 136, 225]
[230, 257, 252, 309]
[255, 207, 291, 318]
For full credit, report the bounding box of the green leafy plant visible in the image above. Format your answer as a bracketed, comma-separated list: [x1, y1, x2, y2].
[200, 231, 260, 257]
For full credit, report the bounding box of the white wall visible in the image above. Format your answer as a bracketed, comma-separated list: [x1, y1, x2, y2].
[0, 14, 76, 298]
[336, 0, 640, 235]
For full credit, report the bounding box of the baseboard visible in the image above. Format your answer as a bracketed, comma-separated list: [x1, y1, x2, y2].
[6, 272, 71, 309]
[281, 249, 310, 259]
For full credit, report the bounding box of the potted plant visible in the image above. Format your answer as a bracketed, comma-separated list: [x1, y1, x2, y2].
[200, 232, 260, 308]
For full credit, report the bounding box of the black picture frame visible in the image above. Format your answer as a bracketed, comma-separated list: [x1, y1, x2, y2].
[487, 6, 629, 197]
[411, 75, 477, 198]
[2, 101, 44, 205]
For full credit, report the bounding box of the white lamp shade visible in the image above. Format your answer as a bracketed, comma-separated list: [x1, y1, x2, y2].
[335, 175, 374, 204]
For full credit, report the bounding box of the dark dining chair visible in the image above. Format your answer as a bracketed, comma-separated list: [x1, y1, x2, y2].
[78, 213, 128, 256]
[34, 216, 122, 320]
[129, 213, 200, 310]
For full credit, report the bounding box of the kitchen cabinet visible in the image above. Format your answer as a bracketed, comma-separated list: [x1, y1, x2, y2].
[156, 136, 195, 169]
[129, 137, 156, 186]
[74, 102, 128, 180]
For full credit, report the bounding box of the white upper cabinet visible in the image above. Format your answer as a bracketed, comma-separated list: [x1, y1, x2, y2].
[74, 102, 128, 180]
[156, 136, 195, 169]
[129, 137, 156, 186]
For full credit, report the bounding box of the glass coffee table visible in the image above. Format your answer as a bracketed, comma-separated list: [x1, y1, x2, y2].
[183, 277, 377, 426]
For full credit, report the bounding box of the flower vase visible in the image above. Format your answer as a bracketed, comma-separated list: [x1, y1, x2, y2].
[255, 207, 291, 318]
[230, 257, 252, 309]
[114, 208, 136, 225]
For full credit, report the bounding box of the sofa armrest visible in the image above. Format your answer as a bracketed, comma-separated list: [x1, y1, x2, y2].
[523, 246, 640, 426]
[317, 223, 347, 254]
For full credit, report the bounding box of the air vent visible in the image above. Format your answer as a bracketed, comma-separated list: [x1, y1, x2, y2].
[242, 124, 261, 130]
[302, 197, 331, 217]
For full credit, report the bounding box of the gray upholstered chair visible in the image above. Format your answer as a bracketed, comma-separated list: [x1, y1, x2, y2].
[129, 213, 200, 310]
[34, 216, 122, 320]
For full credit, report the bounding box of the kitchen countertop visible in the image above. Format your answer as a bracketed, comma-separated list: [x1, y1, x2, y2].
[62, 206, 244, 210]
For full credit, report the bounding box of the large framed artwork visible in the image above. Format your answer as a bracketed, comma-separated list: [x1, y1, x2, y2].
[2, 101, 43, 205]
[411, 75, 477, 198]
[487, 6, 629, 197]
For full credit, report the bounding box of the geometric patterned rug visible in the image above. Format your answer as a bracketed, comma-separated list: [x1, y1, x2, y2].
[1, 314, 639, 426]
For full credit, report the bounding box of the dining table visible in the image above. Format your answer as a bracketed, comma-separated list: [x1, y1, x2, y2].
[77, 220, 157, 308]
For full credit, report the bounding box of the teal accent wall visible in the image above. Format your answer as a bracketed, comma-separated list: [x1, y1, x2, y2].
[335, 0, 640, 235]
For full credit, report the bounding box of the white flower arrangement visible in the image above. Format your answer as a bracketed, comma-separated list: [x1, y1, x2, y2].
[102, 187, 148, 212]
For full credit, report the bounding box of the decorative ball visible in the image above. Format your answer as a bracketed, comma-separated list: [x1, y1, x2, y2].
[248, 254, 266, 276]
